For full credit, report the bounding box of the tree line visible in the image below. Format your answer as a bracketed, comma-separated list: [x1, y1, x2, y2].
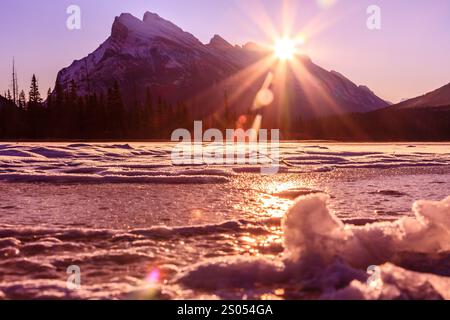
[0, 74, 193, 139]
[2, 74, 448, 141]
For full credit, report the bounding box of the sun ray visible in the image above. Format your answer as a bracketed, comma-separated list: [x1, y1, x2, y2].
[289, 57, 340, 115]
[188, 0, 357, 133]
[281, 0, 297, 38]
[288, 57, 366, 137]
[186, 54, 277, 124]
[273, 59, 290, 131]
[235, 0, 279, 42]
[293, 4, 358, 43]
[226, 55, 277, 106]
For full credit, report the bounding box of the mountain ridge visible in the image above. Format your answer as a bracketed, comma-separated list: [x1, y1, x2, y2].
[391, 82, 450, 109]
[54, 11, 389, 120]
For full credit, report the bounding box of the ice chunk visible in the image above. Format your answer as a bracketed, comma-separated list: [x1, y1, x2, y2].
[283, 194, 450, 267]
[321, 263, 450, 300]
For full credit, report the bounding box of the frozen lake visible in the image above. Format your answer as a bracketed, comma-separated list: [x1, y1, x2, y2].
[0, 142, 449, 299]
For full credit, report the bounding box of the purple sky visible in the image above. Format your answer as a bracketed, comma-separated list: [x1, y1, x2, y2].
[1, 0, 449, 103]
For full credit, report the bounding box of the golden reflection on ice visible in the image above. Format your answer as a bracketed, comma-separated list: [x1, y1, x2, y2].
[190, 208, 204, 222]
[240, 235, 258, 244]
[235, 231, 283, 258]
[258, 194, 291, 218]
[266, 181, 300, 195]
[230, 179, 320, 258]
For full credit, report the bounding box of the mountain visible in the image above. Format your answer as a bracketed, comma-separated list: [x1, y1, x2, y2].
[56, 12, 257, 105]
[297, 82, 450, 141]
[392, 82, 450, 109]
[55, 11, 389, 121]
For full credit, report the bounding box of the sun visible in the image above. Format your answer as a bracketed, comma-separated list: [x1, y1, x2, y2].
[274, 37, 297, 60]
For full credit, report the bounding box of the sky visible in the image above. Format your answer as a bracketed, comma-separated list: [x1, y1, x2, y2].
[0, 0, 449, 103]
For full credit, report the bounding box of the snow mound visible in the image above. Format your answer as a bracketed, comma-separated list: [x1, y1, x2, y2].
[321, 263, 450, 300]
[176, 194, 450, 299]
[283, 194, 450, 268]
[177, 256, 285, 290]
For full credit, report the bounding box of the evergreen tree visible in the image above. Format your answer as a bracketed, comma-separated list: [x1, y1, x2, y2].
[174, 100, 190, 130]
[63, 80, 79, 137]
[76, 96, 87, 138]
[28, 74, 42, 106]
[224, 90, 230, 128]
[54, 80, 64, 107]
[69, 80, 77, 101]
[18, 90, 26, 109]
[156, 96, 163, 116]
[145, 88, 154, 117]
[27, 74, 43, 137]
[106, 81, 125, 136]
[47, 88, 52, 109]
[6, 90, 12, 101]
[97, 93, 107, 137]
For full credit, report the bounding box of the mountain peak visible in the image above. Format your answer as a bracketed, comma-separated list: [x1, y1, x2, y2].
[208, 35, 233, 50]
[242, 42, 265, 52]
[143, 11, 162, 22]
[111, 12, 202, 47]
[142, 10, 181, 32]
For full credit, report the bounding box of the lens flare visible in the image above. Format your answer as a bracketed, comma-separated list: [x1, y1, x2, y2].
[127, 267, 162, 300]
[145, 268, 161, 284]
[253, 72, 274, 111]
[255, 88, 274, 107]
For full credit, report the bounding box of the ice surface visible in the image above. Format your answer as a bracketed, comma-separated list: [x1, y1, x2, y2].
[0, 143, 449, 184]
[0, 143, 234, 184]
[0, 142, 449, 299]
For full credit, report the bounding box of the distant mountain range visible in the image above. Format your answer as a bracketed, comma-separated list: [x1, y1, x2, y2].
[298, 82, 450, 141]
[55, 11, 389, 120]
[391, 82, 450, 109]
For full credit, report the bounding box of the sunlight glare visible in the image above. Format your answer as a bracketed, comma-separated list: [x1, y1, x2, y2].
[316, 0, 338, 9]
[274, 38, 297, 60]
